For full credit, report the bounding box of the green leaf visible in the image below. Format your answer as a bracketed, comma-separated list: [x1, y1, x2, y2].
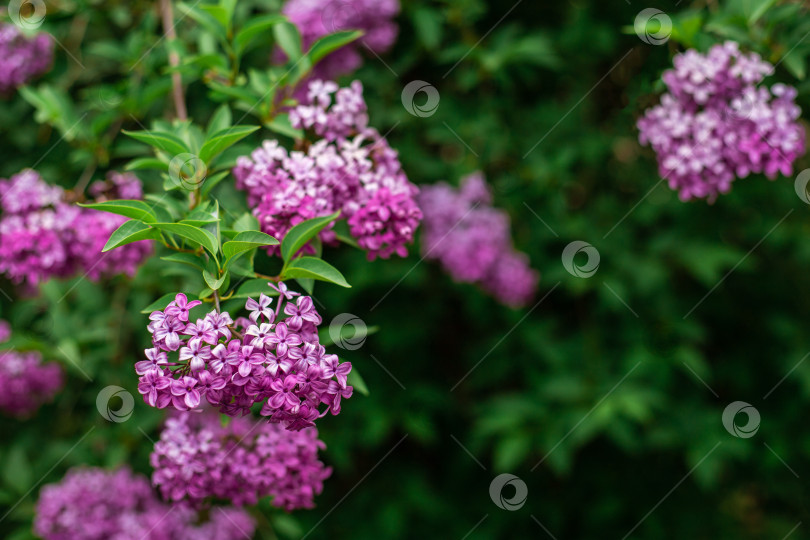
[264, 114, 303, 139]
[178, 2, 227, 42]
[280, 211, 340, 262]
[283, 257, 350, 288]
[201, 170, 230, 197]
[160, 252, 205, 270]
[233, 212, 260, 232]
[79, 200, 158, 223]
[206, 105, 232, 138]
[274, 21, 303, 61]
[125, 157, 168, 172]
[2, 445, 32, 494]
[233, 14, 285, 57]
[307, 30, 363, 64]
[151, 223, 219, 256]
[783, 51, 806, 80]
[122, 130, 190, 156]
[102, 220, 160, 252]
[347, 369, 369, 396]
[199, 125, 260, 164]
[203, 269, 228, 290]
[222, 230, 279, 259]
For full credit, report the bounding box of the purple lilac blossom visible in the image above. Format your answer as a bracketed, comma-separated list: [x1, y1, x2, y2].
[0, 170, 151, 286]
[0, 22, 52, 94]
[234, 80, 422, 260]
[637, 41, 805, 201]
[34, 466, 255, 540]
[281, 0, 399, 80]
[0, 319, 63, 417]
[419, 172, 539, 307]
[151, 410, 331, 510]
[137, 282, 353, 431]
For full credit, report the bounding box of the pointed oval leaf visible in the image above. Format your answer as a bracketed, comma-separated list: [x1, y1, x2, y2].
[280, 211, 340, 262]
[102, 220, 160, 252]
[199, 125, 260, 164]
[223, 230, 279, 260]
[234, 14, 285, 57]
[122, 130, 190, 156]
[307, 30, 363, 64]
[79, 200, 158, 223]
[151, 222, 219, 256]
[283, 256, 350, 288]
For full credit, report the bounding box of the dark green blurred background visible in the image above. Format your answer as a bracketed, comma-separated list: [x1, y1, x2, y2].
[3, 0, 810, 538]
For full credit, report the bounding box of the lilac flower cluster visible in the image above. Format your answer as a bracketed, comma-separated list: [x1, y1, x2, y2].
[0, 170, 151, 286]
[235, 80, 422, 259]
[137, 282, 353, 431]
[0, 320, 63, 417]
[637, 41, 805, 201]
[0, 23, 53, 94]
[151, 410, 331, 510]
[34, 466, 255, 540]
[282, 0, 399, 80]
[419, 172, 539, 307]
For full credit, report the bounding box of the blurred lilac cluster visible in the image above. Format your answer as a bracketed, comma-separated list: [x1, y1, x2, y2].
[137, 283, 353, 431]
[0, 170, 151, 286]
[282, 0, 399, 80]
[637, 41, 805, 201]
[151, 410, 331, 510]
[419, 172, 538, 307]
[0, 23, 52, 94]
[34, 466, 255, 540]
[0, 319, 63, 417]
[235, 80, 422, 260]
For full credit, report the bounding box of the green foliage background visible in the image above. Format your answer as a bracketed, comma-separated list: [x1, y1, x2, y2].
[3, 0, 810, 538]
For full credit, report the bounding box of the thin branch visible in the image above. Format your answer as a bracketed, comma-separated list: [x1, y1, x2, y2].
[159, 0, 188, 121]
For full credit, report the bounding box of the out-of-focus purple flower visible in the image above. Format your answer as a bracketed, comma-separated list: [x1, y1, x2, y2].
[151, 410, 332, 510]
[0, 23, 52, 94]
[281, 0, 399, 80]
[34, 466, 256, 540]
[234, 80, 422, 260]
[419, 172, 539, 307]
[637, 41, 805, 201]
[137, 282, 353, 431]
[0, 170, 151, 286]
[0, 321, 63, 417]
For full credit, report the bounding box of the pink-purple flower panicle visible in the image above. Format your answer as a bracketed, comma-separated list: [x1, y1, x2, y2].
[0, 169, 152, 286]
[137, 283, 353, 431]
[0, 320, 63, 417]
[151, 410, 331, 510]
[419, 172, 539, 307]
[34, 466, 255, 540]
[234, 80, 422, 260]
[282, 0, 399, 80]
[637, 41, 806, 201]
[0, 22, 53, 94]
